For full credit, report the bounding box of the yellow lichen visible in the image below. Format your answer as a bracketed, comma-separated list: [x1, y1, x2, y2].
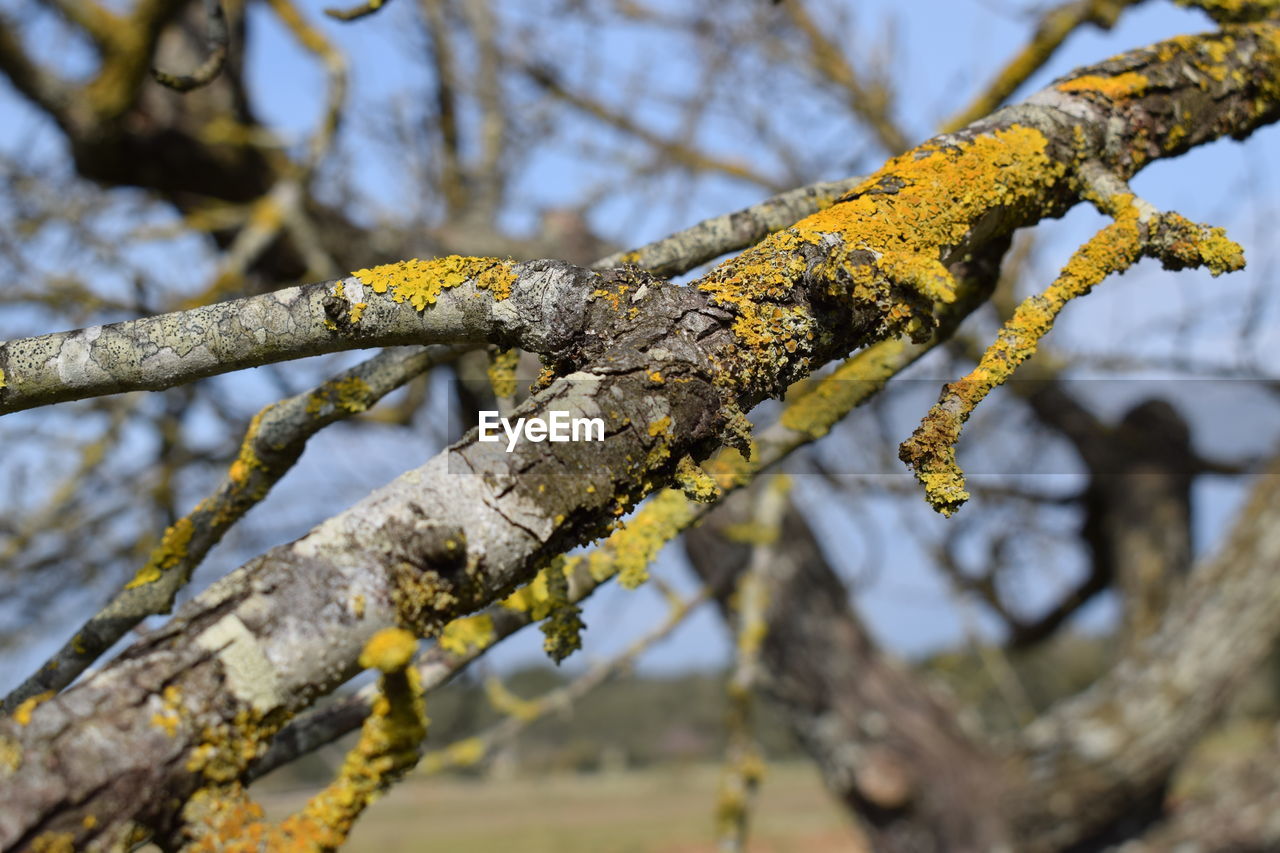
[899, 193, 1244, 515]
[227, 409, 269, 486]
[350, 255, 516, 310]
[900, 205, 1142, 514]
[360, 627, 418, 673]
[484, 677, 542, 722]
[0, 735, 21, 775]
[151, 711, 180, 737]
[437, 613, 495, 656]
[124, 516, 196, 589]
[151, 686, 184, 737]
[1057, 71, 1149, 99]
[13, 691, 53, 726]
[1173, 0, 1280, 23]
[647, 416, 672, 437]
[184, 629, 427, 851]
[305, 375, 372, 415]
[779, 338, 908, 439]
[420, 736, 486, 774]
[587, 489, 693, 589]
[720, 522, 780, 547]
[0, 368, 5, 389]
[276, 627, 427, 846]
[487, 348, 520, 400]
[698, 124, 1064, 393]
[29, 832, 75, 853]
[539, 557, 586, 662]
[501, 567, 557, 617]
[184, 707, 282, 787]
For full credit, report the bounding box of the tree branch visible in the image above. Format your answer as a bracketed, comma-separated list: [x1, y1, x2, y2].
[0, 345, 466, 713]
[3, 21, 1279, 846]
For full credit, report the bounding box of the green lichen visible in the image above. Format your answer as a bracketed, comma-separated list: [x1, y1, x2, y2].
[539, 557, 586, 664]
[674, 455, 720, 503]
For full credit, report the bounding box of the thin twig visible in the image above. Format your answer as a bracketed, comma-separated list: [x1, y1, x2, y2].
[325, 0, 393, 22]
[716, 479, 788, 852]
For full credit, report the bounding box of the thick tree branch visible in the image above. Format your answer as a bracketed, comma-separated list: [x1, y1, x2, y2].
[251, 327, 955, 779]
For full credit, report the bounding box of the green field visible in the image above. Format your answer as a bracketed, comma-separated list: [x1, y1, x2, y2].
[259, 762, 863, 852]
